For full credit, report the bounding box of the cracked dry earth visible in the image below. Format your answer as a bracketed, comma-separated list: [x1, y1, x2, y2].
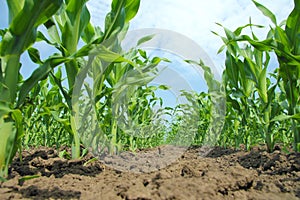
[0, 146, 299, 200]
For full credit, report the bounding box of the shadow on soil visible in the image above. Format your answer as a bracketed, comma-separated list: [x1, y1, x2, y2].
[9, 148, 103, 179]
[13, 185, 81, 200]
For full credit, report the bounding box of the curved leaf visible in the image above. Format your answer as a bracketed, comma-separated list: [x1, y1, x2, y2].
[252, 0, 277, 25]
[6, 0, 25, 23]
[17, 56, 69, 107]
[124, 0, 140, 22]
[286, 0, 300, 55]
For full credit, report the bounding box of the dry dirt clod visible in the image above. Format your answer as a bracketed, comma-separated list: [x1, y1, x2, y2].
[0, 146, 299, 200]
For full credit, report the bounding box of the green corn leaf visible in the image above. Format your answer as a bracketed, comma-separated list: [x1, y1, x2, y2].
[0, 120, 15, 178]
[138, 49, 147, 59]
[274, 26, 292, 53]
[0, 108, 22, 179]
[62, 0, 89, 53]
[211, 30, 220, 37]
[104, 2, 126, 40]
[0, 29, 7, 38]
[224, 27, 236, 41]
[217, 44, 226, 54]
[137, 34, 155, 46]
[57, 0, 90, 90]
[6, 0, 25, 23]
[34, 0, 63, 27]
[27, 47, 43, 64]
[252, 0, 277, 25]
[0, 82, 10, 103]
[10, 0, 63, 36]
[81, 22, 96, 43]
[17, 56, 69, 107]
[124, 0, 140, 22]
[241, 48, 259, 79]
[0, 0, 63, 104]
[234, 35, 300, 64]
[243, 59, 257, 83]
[224, 52, 239, 88]
[79, 5, 91, 39]
[237, 35, 275, 51]
[49, 71, 72, 109]
[18, 175, 40, 186]
[44, 19, 61, 44]
[73, 44, 133, 65]
[50, 110, 73, 134]
[158, 85, 170, 90]
[257, 67, 268, 103]
[105, 0, 139, 41]
[10, 109, 23, 158]
[266, 83, 277, 108]
[36, 31, 55, 45]
[0, 115, 14, 177]
[253, 47, 263, 69]
[233, 23, 264, 36]
[271, 113, 300, 122]
[55, 67, 62, 80]
[286, 0, 300, 55]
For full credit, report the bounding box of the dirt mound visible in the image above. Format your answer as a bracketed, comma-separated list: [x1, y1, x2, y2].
[0, 146, 299, 200]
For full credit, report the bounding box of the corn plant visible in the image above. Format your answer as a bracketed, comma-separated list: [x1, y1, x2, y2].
[25, 0, 141, 158]
[22, 68, 71, 148]
[0, 0, 64, 180]
[0, 0, 141, 180]
[216, 28, 279, 151]
[165, 91, 212, 146]
[219, 0, 300, 151]
[74, 37, 172, 155]
[212, 0, 300, 152]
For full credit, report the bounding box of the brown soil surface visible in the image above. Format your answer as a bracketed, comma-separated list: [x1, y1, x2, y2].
[0, 145, 299, 200]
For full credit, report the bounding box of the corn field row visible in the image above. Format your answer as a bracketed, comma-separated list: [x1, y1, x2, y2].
[0, 0, 299, 181]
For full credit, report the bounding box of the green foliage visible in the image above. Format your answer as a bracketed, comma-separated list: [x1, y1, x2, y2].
[26, 0, 141, 159]
[214, 0, 299, 152]
[0, 0, 63, 180]
[22, 70, 71, 148]
[0, 0, 141, 179]
[1, 0, 299, 182]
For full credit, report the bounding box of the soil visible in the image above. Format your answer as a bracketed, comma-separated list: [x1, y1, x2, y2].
[0, 145, 299, 200]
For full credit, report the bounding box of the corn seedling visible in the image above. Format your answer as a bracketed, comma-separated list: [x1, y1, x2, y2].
[213, 0, 299, 152]
[0, 0, 141, 179]
[0, 0, 63, 179]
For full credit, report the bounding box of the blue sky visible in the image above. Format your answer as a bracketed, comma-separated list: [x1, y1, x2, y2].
[0, 0, 295, 96]
[86, 0, 294, 98]
[87, 0, 294, 72]
[0, 0, 293, 65]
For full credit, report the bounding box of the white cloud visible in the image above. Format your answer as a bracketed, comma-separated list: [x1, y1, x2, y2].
[86, 0, 293, 92]
[87, 0, 293, 74]
[0, 1, 294, 85]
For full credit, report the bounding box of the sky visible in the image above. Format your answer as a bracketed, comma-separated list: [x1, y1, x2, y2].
[84, 0, 294, 99]
[0, 0, 295, 97]
[86, 0, 294, 72]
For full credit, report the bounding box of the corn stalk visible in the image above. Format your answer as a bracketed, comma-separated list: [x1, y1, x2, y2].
[25, 0, 141, 158]
[0, 0, 63, 180]
[218, 0, 300, 151]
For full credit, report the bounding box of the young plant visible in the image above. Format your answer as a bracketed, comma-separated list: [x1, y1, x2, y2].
[221, 0, 300, 151]
[0, 0, 63, 180]
[0, 0, 141, 180]
[34, 0, 141, 158]
[74, 39, 170, 155]
[185, 60, 226, 147]
[213, 1, 300, 151]
[22, 69, 71, 148]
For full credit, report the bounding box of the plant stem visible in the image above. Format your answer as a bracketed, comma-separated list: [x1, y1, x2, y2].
[2, 55, 21, 104]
